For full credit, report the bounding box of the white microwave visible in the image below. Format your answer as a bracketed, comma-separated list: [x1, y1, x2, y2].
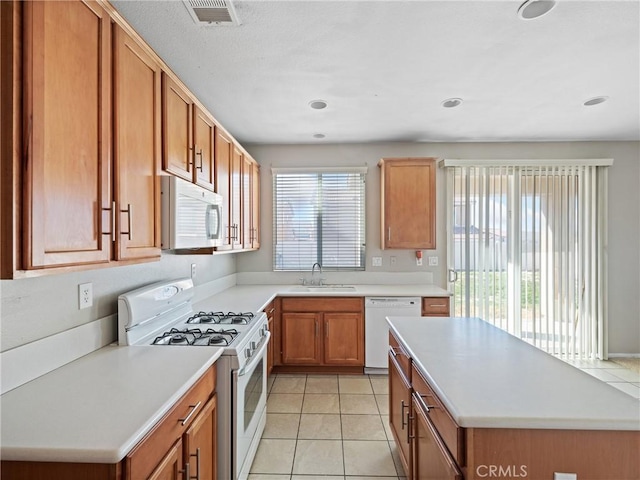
[161, 176, 224, 249]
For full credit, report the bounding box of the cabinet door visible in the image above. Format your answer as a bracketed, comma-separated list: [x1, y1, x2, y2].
[281, 313, 321, 364]
[242, 156, 253, 248]
[231, 146, 243, 248]
[381, 158, 436, 249]
[149, 440, 183, 480]
[389, 351, 412, 477]
[113, 25, 161, 261]
[251, 161, 261, 249]
[412, 395, 463, 480]
[323, 313, 364, 365]
[193, 106, 215, 190]
[215, 129, 233, 249]
[162, 73, 193, 181]
[183, 395, 217, 480]
[23, 0, 111, 268]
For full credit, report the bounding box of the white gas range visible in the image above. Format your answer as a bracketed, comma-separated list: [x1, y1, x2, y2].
[118, 278, 269, 480]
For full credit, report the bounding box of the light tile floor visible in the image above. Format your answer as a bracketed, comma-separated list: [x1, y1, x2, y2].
[249, 361, 639, 480]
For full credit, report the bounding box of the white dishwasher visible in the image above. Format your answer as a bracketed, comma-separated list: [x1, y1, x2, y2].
[364, 297, 421, 373]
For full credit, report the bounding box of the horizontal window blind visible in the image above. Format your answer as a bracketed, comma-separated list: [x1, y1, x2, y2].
[273, 170, 366, 271]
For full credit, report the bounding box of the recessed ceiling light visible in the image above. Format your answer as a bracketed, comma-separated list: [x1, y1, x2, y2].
[583, 96, 609, 106]
[313, 133, 326, 139]
[518, 0, 556, 20]
[441, 98, 463, 108]
[309, 100, 328, 110]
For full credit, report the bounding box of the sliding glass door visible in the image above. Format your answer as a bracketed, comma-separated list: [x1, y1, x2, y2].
[445, 161, 609, 360]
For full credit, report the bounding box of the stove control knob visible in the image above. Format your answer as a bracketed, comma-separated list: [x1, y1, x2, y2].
[245, 348, 252, 359]
[251, 341, 257, 351]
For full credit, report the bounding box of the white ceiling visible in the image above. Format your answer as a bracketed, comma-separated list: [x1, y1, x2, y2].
[112, 0, 640, 145]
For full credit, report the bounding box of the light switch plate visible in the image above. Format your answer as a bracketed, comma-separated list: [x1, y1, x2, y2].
[428, 256, 438, 266]
[372, 256, 382, 267]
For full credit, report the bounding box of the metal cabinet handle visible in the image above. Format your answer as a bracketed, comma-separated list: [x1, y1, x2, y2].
[120, 204, 133, 240]
[195, 148, 203, 172]
[407, 411, 413, 443]
[315, 320, 319, 337]
[178, 401, 201, 426]
[180, 462, 190, 480]
[388, 227, 391, 242]
[101, 201, 116, 241]
[326, 321, 329, 338]
[418, 394, 438, 413]
[428, 304, 447, 307]
[401, 400, 408, 430]
[390, 347, 399, 357]
[189, 447, 201, 480]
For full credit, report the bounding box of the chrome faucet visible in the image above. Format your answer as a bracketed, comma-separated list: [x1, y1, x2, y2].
[311, 262, 323, 285]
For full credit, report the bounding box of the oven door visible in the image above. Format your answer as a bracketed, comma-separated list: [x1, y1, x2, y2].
[233, 334, 269, 480]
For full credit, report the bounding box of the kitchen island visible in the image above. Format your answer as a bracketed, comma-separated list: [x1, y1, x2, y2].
[387, 316, 640, 480]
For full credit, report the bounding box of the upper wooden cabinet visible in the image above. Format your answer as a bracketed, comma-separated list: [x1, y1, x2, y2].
[22, 0, 112, 269]
[379, 158, 436, 249]
[161, 73, 216, 190]
[113, 25, 162, 261]
[251, 161, 261, 249]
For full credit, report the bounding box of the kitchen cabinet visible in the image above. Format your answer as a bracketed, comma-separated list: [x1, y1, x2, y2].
[279, 297, 364, 371]
[264, 300, 276, 376]
[1, 366, 217, 480]
[113, 25, 162, 261]
[22, 0, 112, 269]
[421, 296, 450, 316]
[161, 73, 216, 191]
[231, 146, 243, 248]
[388, 331, 412, 478]
[242, 156, 260, 249]
[379, 158, 436, 249]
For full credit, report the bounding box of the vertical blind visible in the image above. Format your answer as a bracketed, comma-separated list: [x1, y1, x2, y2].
[272, 168, 366, 271]
[444, 159, 611, 360]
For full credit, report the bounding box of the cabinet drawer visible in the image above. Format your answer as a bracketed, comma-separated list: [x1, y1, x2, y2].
[411, 364, 464, 466]
[389, 331, 411, 382]
[422, 297, 450, 316]
[125, 366, 216, 480]
[281, 297, 363, 313]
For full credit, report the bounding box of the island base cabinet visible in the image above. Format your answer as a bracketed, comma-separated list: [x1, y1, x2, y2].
[465, 428, 640, 480]
[148, 440, 182, 480]
[412, 394, 462, 480]
[389, 350, 411, 478]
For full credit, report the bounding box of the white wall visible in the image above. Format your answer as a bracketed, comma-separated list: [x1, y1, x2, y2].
[241, 141, 640, 355]
[0, 253, 236, 352]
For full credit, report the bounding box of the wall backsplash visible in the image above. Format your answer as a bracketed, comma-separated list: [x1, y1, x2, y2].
[0, 253, 236, 352]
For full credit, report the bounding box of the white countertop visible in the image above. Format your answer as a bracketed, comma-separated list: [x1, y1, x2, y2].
[194, 283, 450, 313]
[388, 316, 640, 431]
[0, 345, 223, 463]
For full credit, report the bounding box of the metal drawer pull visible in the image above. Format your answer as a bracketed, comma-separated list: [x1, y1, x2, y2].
[419, 394, 437, 413]
[178, 401, 201, 426]
[390, 347, 399, 357]
[407, 412, 413, 443]
[427, 303, 447, 307]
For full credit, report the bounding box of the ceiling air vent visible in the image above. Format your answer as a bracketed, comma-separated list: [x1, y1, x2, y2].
[183, 0, 241, 26]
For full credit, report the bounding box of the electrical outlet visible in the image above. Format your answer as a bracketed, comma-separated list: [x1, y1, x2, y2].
[428, 256, 438, 266]
[191, 263, 197, 278]
[372, 256, 382, 267]
[78, 283, 93, 309]
[390, 256, 397, 265]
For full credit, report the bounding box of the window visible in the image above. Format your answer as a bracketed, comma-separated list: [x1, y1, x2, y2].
[273, 168, 366, 271]
[443, 159, 612, 360]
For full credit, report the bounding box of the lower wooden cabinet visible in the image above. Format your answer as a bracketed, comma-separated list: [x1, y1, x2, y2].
[412, 394, 463, 480]
[421, 296, 451, 316]
[1, 367, 217, 480]
[280, 297, 364, 368]
[388, 337, 412, 478]
[264, 300, 276, 376]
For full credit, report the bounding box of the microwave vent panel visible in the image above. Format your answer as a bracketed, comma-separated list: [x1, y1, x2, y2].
[183, 0, 241, 26]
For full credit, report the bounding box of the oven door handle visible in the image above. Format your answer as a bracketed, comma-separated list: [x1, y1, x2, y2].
[237, 331, 270, 377]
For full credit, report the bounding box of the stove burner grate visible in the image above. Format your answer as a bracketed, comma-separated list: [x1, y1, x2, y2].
[187, 311, 255, 325]
[152, 326, 240, 346]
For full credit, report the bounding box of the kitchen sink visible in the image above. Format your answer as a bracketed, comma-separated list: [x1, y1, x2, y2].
[290, 285, 357, 293]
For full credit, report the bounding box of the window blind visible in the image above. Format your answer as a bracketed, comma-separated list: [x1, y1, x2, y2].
[273, 170, 366, 271]
[444, 161, 609, 360]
